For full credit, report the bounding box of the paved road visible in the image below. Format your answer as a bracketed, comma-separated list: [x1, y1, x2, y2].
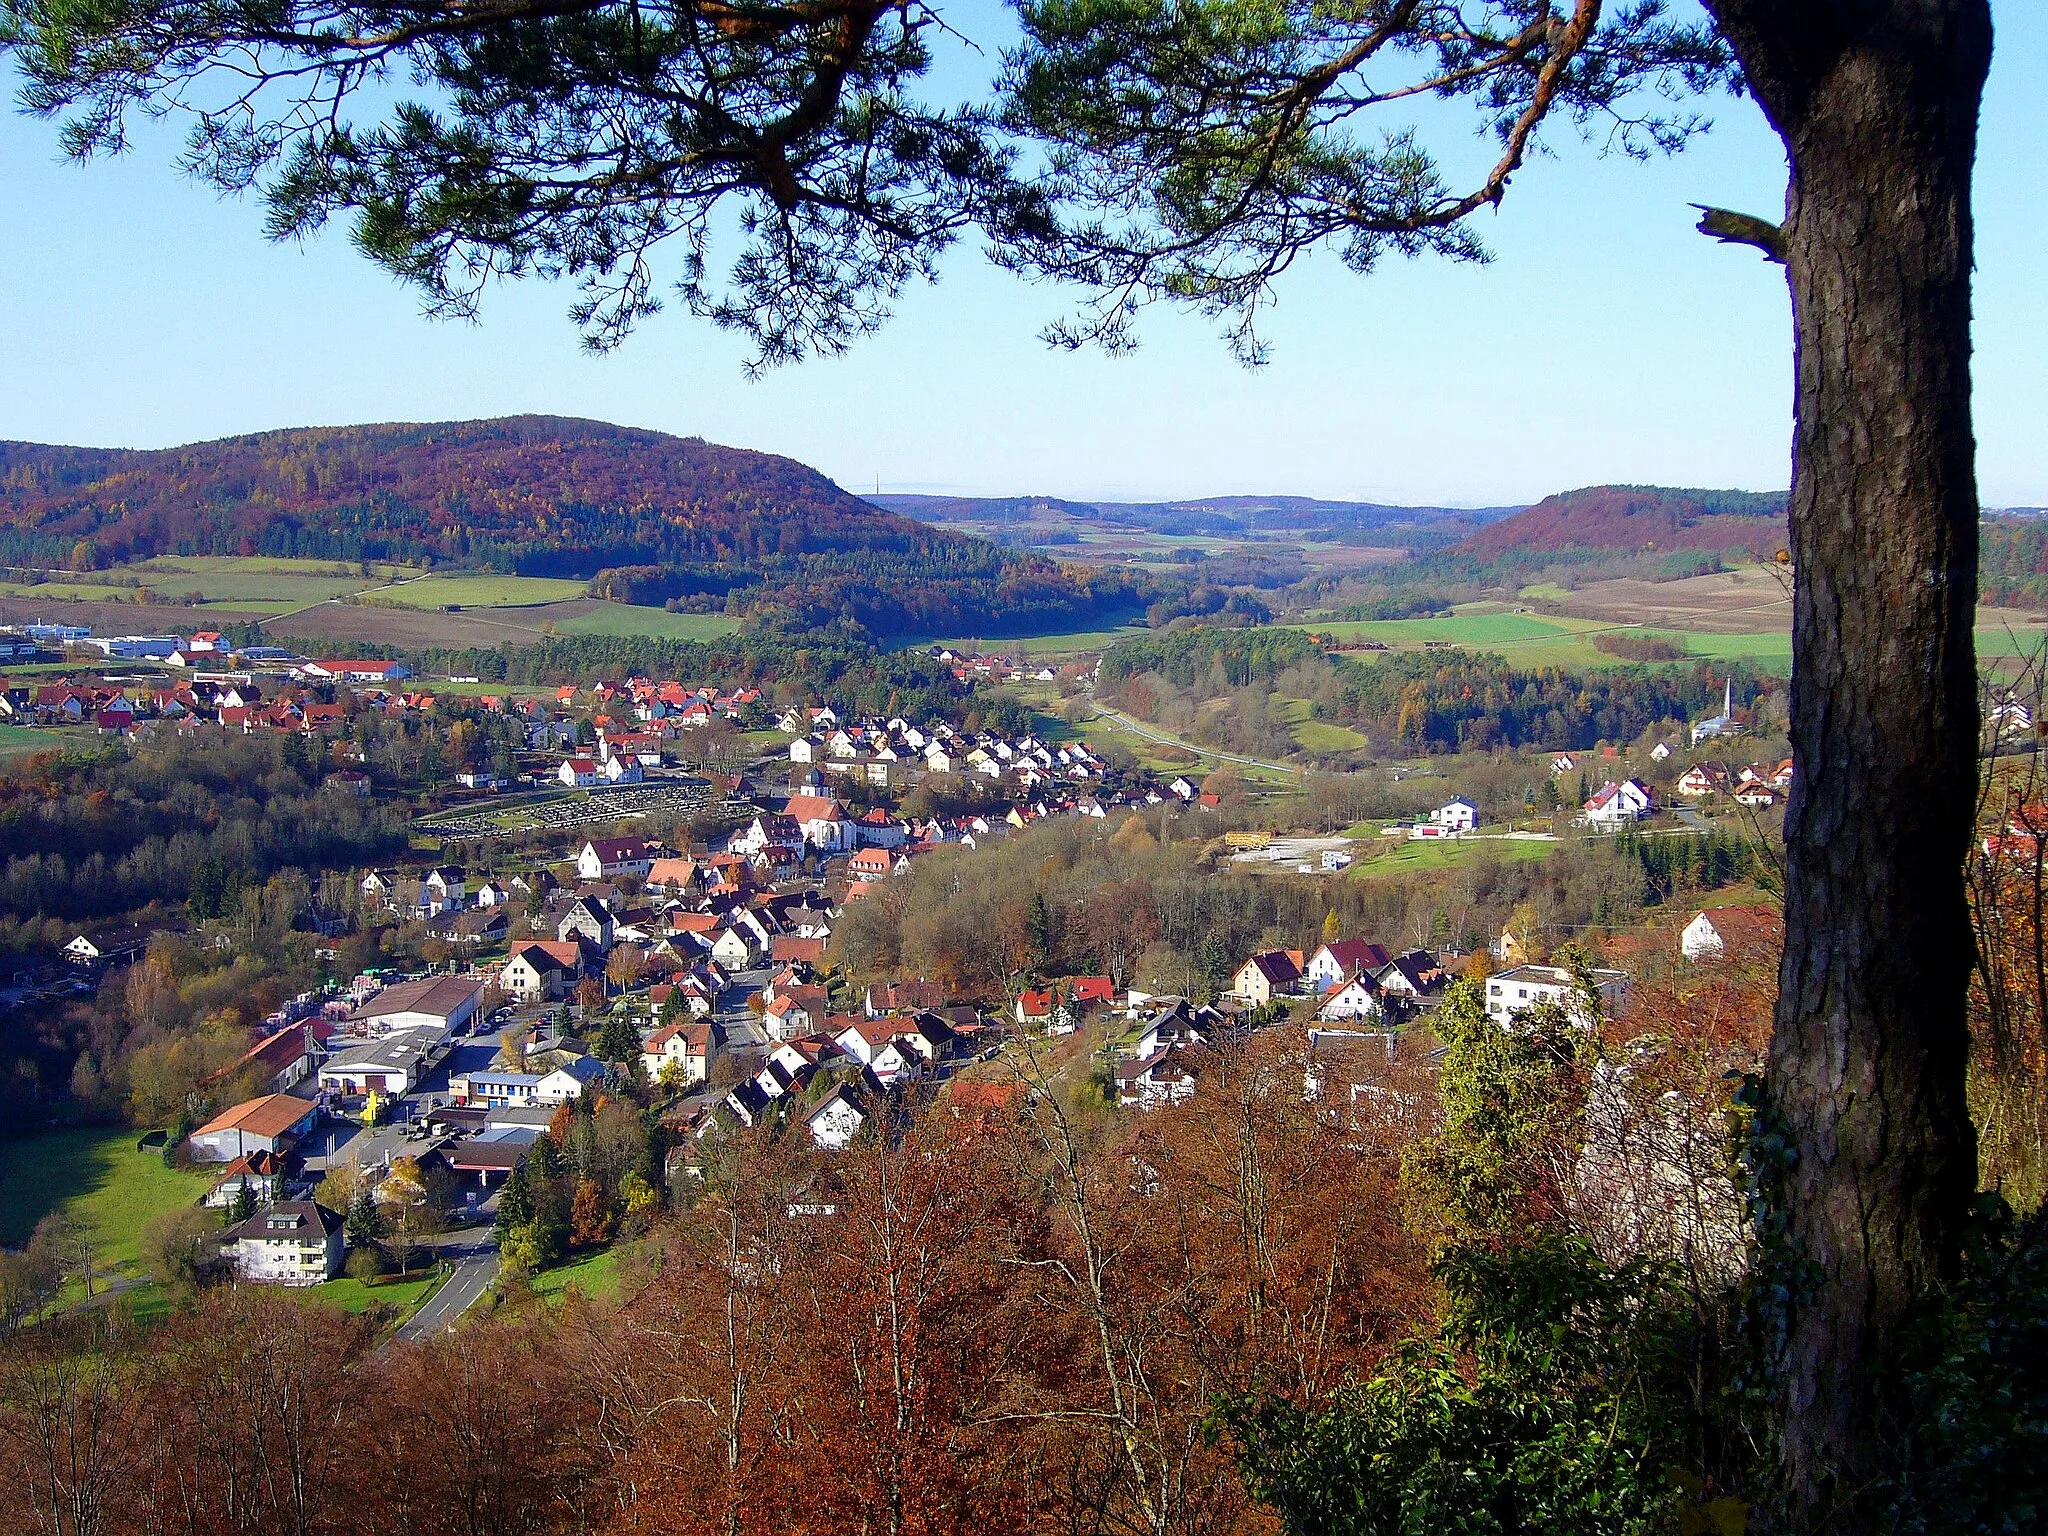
[396, 1238, 499, 1342]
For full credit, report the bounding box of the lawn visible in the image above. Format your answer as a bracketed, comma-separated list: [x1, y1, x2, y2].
[555, 606, 741, 641]
[368, 573, 593, 610]
[533, 1246, 626, 1303]
[311, 1267, 447, 1318]
[0, 1129, 217, 1292]
[1347, 834, 1561, 876]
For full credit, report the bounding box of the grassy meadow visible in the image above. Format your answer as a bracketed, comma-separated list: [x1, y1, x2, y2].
[0, 1129, 217, 1303]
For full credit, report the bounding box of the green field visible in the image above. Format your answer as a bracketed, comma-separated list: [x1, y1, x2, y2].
[1347, 834, 1561, 875]
[312, 1267, 448, 1317]
[533, 1246, 625, 1302]
[0, 1129, 217, 1294]
[1274, 698, 1367, 752]
[0, 723, 99, 758]
[368, 573, 593, 610]
[921, 623, 1152, 657]
[554, 606, 740, 641]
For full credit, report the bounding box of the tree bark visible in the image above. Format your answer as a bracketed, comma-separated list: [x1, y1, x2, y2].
[1703, 2, 1992, 1523]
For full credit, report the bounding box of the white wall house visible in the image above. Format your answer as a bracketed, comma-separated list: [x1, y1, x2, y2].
[1483, 964, 1631, 1027]
[1432, 797, 1479, 833]
[220, 1202, 345, 1286]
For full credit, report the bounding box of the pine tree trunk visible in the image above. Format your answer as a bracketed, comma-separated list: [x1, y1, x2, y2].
[1704, 2, 1992, 1522]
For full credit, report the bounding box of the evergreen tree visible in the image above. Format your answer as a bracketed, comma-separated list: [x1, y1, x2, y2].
[345, 1187, 384, 1247]
[493, 1159, 533, 1239]
[597, 1010, 641, 1065]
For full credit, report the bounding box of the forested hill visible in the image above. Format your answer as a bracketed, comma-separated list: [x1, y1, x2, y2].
[0, 417, 1144, 637]
[1451, 484, 1789, 561]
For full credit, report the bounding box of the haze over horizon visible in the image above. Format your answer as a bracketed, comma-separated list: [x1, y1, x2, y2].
[3, 0, 2043, 507]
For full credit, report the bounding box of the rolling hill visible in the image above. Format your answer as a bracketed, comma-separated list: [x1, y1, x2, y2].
[0, 418, 1142, 637]
[1451, 484, 1788, 562]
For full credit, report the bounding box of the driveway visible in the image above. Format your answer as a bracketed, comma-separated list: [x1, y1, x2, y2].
[396, 1236, 499, 1342]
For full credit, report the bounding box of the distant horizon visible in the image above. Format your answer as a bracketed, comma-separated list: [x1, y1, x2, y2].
[4, 2, 2043, 509]
[0, 412, 1785, 512]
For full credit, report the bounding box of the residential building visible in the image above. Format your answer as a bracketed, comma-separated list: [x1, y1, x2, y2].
[1483, 964, 1631, 1026]
[1680, 905, 1784, 962]
[1582, 779, 1654, 831]
[577, 837, 652, 881]
[220, 1202, 346, 1285]
[1231, 949, 1304, 1006]
[1303, 940, 1393, 994]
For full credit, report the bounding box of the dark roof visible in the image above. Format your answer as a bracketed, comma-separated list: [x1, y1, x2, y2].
[221, 1201, 342, 1243]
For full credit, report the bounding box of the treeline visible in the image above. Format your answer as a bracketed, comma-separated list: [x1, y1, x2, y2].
[1098, 625, 1325, 690]
[0, 737, 408, 929]
[1101, 631, 1769, 756]
[1980, 518, 2048, 610]
[589, 548, 1148, 639]
[1328, 653, 1769, 754]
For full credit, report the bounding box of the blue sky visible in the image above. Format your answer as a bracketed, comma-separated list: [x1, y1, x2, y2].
[1, 3, 2041, 506]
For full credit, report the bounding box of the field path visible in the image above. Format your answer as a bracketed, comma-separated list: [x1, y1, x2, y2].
[1087, 703, 1300, 777]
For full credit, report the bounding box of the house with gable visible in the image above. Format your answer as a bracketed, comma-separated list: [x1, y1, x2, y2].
[1303, 939, 1394, 994]
[1231, 949, 1304, 1006]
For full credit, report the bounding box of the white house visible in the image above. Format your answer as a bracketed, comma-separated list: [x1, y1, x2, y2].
[1303, 940, 1392, 994]
[577, 837, 652, 880]
[559, 758, 602, 788]
[805, 1083, 869, 1150]
[1582, 779, 1653, 831]
[535, 1055, 608, 1104]
[502, 942, 578, 1001]
[1483, 964, 1631, 1027]
[220, 1202, 345, 1286]
[710, 928, 759, 970]
[1116, 1046, 1203, 1109]
[1680, 905, 1782, 962]
[1316, 974, 1385, 1024]
[641, 1020, 719, 1085]
[1432, 797, 1479, 833]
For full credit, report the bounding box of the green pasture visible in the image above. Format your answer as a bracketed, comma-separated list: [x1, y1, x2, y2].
[0, 1129, 217, 1300]
[366, 573, 592, 609]
[133, 555, 407, 579]
[554, 606, 740, 641]
[1348, 834, 1560, 876]
[922, 623, 1152, 656]
[1273, 697, 1367, 752]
